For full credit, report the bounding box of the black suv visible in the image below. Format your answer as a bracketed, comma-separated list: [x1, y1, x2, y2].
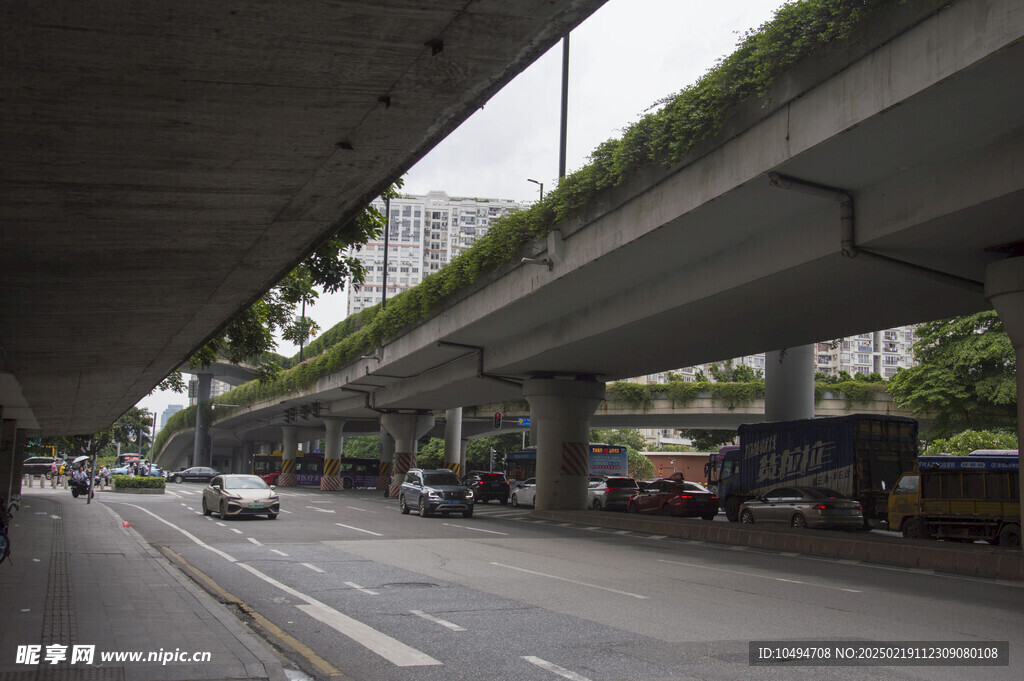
[400, 469, 475, 518]
[462, 471, 510, 504]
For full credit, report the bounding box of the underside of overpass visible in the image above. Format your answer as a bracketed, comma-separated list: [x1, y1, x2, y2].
[0, 0, 606, 437]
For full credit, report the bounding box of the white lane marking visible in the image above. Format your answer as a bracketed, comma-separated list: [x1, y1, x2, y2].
[657, 559, 863, 593]
[280, 509, 293, 514]
[194, 511, 202, 515]
[271, 549, 289, 557]
[335, 523, 383, 537]
[216, 522, 226, 527]
[307, 506, 336, 513]
[247, 537, 262, 546]
[346, 506, 376, 513]
[410, 609, 465, 631]
[647, 535, 667, 540]
[522, 656, 593, 681]
[296, 602, 440, 667]
[442, 523, 507, 535]
[113, 502, 441, 666]
[230, 528, 243, 534]
[180, 503, 189, 507]
[613, 530, 631, 535]
[301, 563, 325, 573]
[345, 581, 380, 595]
[491, 562, 647, 599]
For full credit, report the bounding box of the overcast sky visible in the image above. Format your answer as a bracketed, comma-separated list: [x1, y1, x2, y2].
[139, 0, 783, 421]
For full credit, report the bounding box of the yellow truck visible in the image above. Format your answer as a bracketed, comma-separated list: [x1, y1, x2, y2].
[888, 451, 1019, 547]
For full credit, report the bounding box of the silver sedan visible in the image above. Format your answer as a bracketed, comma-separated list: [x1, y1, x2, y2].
[739, 486, 863, 529]
[203, 474, 280, 520]
[511, 478, 537, 507]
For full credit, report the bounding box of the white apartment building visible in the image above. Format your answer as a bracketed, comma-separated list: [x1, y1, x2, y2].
[347, 191, 525, 316]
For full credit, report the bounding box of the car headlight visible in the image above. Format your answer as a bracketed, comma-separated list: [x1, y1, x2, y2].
[427, 490, 441, 498]
[464, 490, 474, 499]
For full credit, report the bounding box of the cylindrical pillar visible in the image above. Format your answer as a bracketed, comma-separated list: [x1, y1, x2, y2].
[765, 345, 815, 422]
[192, 372, 213, 467]
[278, 425, 298, 487]
[381, 413, 435, 497]
[443, 408, 463, 477]
[523, 378, 605, 511]
[985, 256, 1024, 533]
[321, 417, 346, 491]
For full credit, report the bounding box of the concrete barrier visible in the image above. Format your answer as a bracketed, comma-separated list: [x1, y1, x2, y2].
[532, 509, 1024, 581]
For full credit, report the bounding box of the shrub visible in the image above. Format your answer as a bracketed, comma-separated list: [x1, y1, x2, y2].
[112, 475, 165, 489]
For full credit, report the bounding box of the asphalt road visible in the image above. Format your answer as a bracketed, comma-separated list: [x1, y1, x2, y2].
[104, 484, 1024, 681]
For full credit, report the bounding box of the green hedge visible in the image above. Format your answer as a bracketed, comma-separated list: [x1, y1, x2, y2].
[112, 475, 166, 489]
[607, 380, 890, 411]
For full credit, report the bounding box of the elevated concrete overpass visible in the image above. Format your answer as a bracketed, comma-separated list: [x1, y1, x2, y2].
[0, 0, 607, 439]
[157, 0, 1023, 510]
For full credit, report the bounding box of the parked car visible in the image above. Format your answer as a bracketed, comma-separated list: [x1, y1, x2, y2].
[111, 462, 163, 477]
[629, 479, 718, 519]
[401, 469, 475, 518]
[202, 474, 279, 520]
[22, 456, 65, 478]
[511, 478, 537, 507]
[167, 466, 220, 484]
[739, 486, 864, 529]
[587, 477, 639, 512]
[462, 470, 510, 504]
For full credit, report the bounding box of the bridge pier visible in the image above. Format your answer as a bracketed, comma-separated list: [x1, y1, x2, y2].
[320, 417, 346, 491]
[765, 345, 815, 422]
[381, 413, 434, 497]
[377, 427, 394, 496]
[192, 371, 213, 467]
[277, 425, 298, 487]
[985, 255, 1024, 525]
[443, 407, 463, 477]
[523, 377, 605, 511]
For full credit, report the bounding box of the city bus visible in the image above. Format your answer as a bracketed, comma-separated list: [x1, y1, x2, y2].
[252, 451, 378, 488]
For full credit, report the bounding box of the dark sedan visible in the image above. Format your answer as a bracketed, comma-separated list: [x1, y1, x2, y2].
[587, 477, 639, 511]
[739, 486, 863, 529]
[167, 466, 220, 484]
[629, 479, 718, 519]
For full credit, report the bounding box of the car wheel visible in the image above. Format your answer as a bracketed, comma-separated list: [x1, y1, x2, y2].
[791, 513, 808, 529]
[660, 504, 672, 517]
[220, 500, 229, 520]
[418, 496, 431, 518]
[740, 509, 755, 524]
[902, 517, 925, 539]
[399, 494, 410, 515]
[998, 523, 1021, 548]
[724, 497, 741, 523]
[592, 498, 602, 511]
[202, 497, 211, 516]
[71, 488, 78, 498]
[463, 507, 474, 518]
[511, 494, 519, 507]
[499, 497, 507, 505]
[267, 512, 277, 520]
[628, 502, 639, 514]
[174, 475, 183, 484]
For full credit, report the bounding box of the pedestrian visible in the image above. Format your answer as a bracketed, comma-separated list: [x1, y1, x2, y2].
[50, 460, 58, 488]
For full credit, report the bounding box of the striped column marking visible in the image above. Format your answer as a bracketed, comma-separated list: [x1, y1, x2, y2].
[278, 459, 297, 487]
[376, 461, 392, 490]
[561, 442, 588, 476]
[321, 458, 343, 491]
[444, 462, 461, 477]
[390, 452, 415, 498]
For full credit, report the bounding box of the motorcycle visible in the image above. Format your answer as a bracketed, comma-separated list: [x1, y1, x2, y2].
[70, 476, 93, 499]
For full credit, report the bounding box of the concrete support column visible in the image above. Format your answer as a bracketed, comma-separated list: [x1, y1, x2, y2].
[765, 345, 815, 422]
[381, 413, 435, 497]
[321, 417, 346, 491]
[985, 255, 1024, 533]
[377, 427, 395, 496]
[277, 426, 299, 487]
[523, 378, 605, 511]
[242, 441, 256, 478]
[459, 438, 468, 472]
[443, 408, 463, 477]
[192, 372, 213, 467]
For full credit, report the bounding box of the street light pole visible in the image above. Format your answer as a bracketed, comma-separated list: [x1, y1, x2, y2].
[527, 178, 543, 201]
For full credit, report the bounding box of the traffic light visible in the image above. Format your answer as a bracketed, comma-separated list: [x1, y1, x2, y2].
[493, 411, 502, 429]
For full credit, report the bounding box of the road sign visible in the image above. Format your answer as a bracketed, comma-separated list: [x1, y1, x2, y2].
[517, 417, 531, 426]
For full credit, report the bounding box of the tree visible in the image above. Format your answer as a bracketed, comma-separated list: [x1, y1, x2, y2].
[888, 311, 1016, 437]
[589, 428, 647, 452]
[627, 450, 656, 480]
[923, 429, 1017, 456]
[681, 429, 736, 452]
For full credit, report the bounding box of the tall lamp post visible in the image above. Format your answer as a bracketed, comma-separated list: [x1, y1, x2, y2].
[527, 178, 543, 201]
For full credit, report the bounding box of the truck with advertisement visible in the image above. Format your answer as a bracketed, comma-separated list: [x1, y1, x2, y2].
[505, 444, 628, 481]
[887, 450, 1019, 546]
[707, 414, 918, 526]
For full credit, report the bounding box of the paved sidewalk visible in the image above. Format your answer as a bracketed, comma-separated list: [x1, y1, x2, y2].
[0, 487, 289, 681]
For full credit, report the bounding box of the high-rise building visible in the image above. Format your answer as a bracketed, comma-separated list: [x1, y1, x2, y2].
[347, 191, 526, 316]
[160, 404, 184, 430]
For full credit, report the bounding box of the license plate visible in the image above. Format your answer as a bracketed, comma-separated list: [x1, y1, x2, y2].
[248, 504, 264, 509]
[836, 509, 853, 515]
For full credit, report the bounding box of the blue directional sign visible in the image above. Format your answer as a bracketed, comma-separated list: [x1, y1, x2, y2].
[517, 417, 531, 426]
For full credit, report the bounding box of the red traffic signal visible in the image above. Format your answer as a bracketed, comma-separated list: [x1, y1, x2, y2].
[493, 412, 502, 429]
